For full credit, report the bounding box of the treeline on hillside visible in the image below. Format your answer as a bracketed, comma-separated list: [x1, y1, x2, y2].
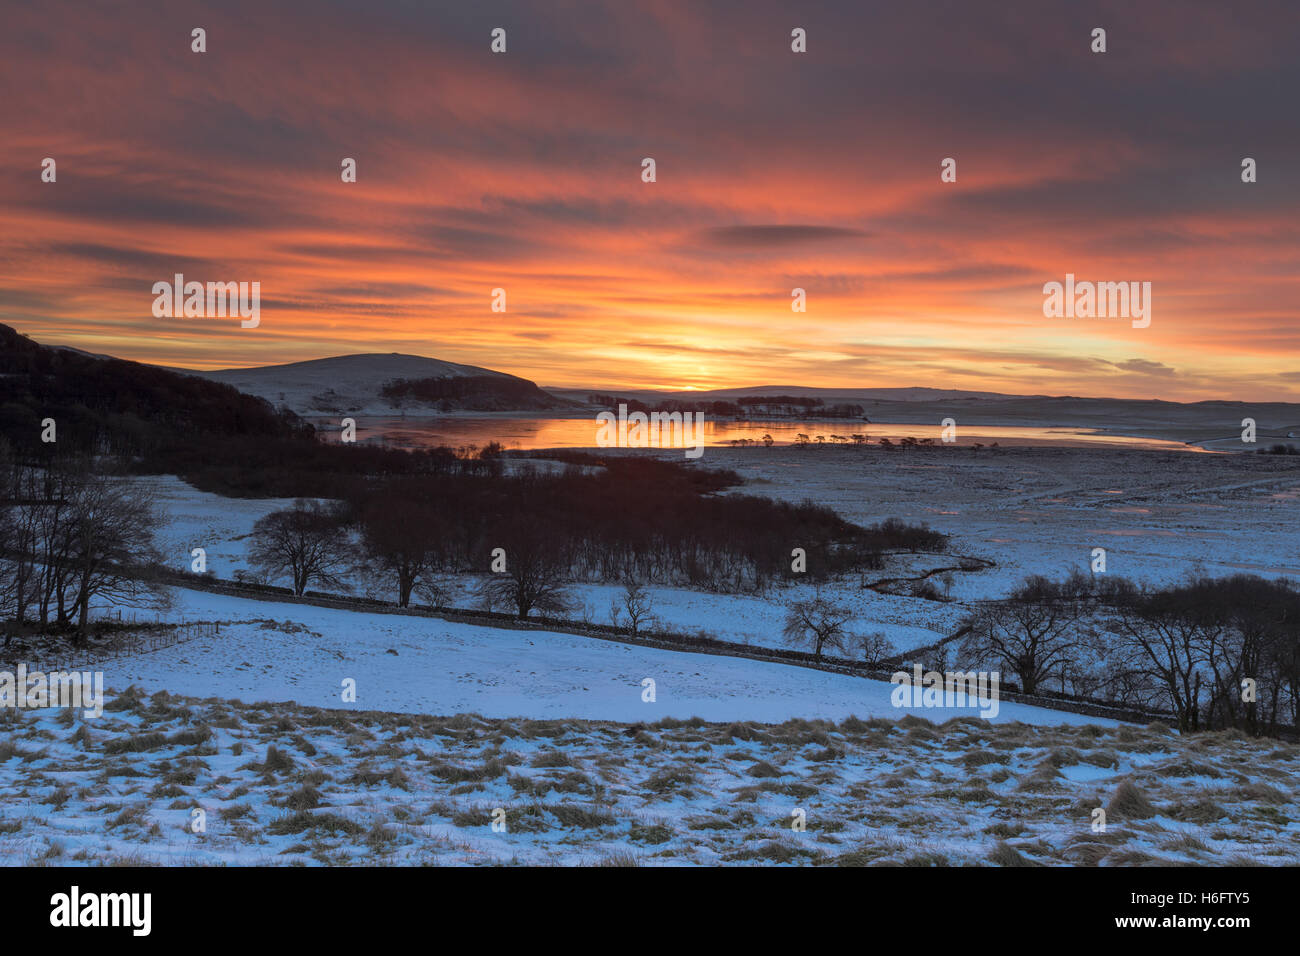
[0, 324, 307, 460]
[0, 324, 503, 497]
[380, 374, 566, 411]
[242, 458, 949, 610]
[166, 435, 502, 498]
[955, 572, 1300, 735]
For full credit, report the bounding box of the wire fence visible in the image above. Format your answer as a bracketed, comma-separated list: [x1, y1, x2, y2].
[5, 619, 221, 675]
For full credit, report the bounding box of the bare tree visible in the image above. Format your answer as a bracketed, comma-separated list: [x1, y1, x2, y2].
[64, 472, 167, 636]
[477, 524, 572, 619]
[356, 490, 444, 607]
[854, 630, 897, 666]
[1111, 583, 1220, 731]
[0, 443, 23, 633]
[1206, 576, 1300, 734]
[414, 574, 452, 609]
[1107, 576, 1296, 733]
[33, 464, 81, 626]
[959, 575, 1088, 694]
[1, 455, 167, 640]
[250, 500, 349, 596]
[1264, 600, 1300, 731]
[782, 594, 852, 660]
[613, 578, 655, 635]
[9, 469, 41, 625]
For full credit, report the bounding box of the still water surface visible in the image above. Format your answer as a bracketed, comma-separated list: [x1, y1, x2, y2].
[325, 415, 1205, 453]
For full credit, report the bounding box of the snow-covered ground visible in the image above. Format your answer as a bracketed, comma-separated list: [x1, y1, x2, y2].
[139, 475, 301, 581]
[93, 587, 1095, 725]
[714, 444, 1300, 595]
[1, 689, 1294, 866]
[11, 447, 1297, 868]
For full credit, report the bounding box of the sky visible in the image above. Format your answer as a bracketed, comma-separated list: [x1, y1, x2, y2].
[2, 0, 1299, 399]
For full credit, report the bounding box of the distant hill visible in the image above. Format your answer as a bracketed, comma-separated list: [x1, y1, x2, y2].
[180, 353, 574, 416]
[677, 385, 1016, 403]
[548, 385, 1017, 405]
[547, 383, 1300, 445]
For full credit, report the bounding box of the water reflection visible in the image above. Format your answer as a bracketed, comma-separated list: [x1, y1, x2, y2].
[326, 415, 1208, 453]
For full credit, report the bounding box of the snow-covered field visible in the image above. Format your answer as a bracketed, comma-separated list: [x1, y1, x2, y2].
[714, 444, 1300, 596]
[139, 475, 300, 582]
[91, 587, 1091, 725]
[1, 689, 1295, 866]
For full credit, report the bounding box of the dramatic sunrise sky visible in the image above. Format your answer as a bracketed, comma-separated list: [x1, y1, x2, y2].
[2, 0, 1299, 399]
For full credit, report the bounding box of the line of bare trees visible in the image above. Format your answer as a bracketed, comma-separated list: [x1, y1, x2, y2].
[0, 444, 166, 642]
[957, 571, 1300, 735]
[242, 462, 942, 618]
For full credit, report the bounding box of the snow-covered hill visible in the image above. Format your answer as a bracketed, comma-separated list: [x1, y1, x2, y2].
[178, 353, 560, 417]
